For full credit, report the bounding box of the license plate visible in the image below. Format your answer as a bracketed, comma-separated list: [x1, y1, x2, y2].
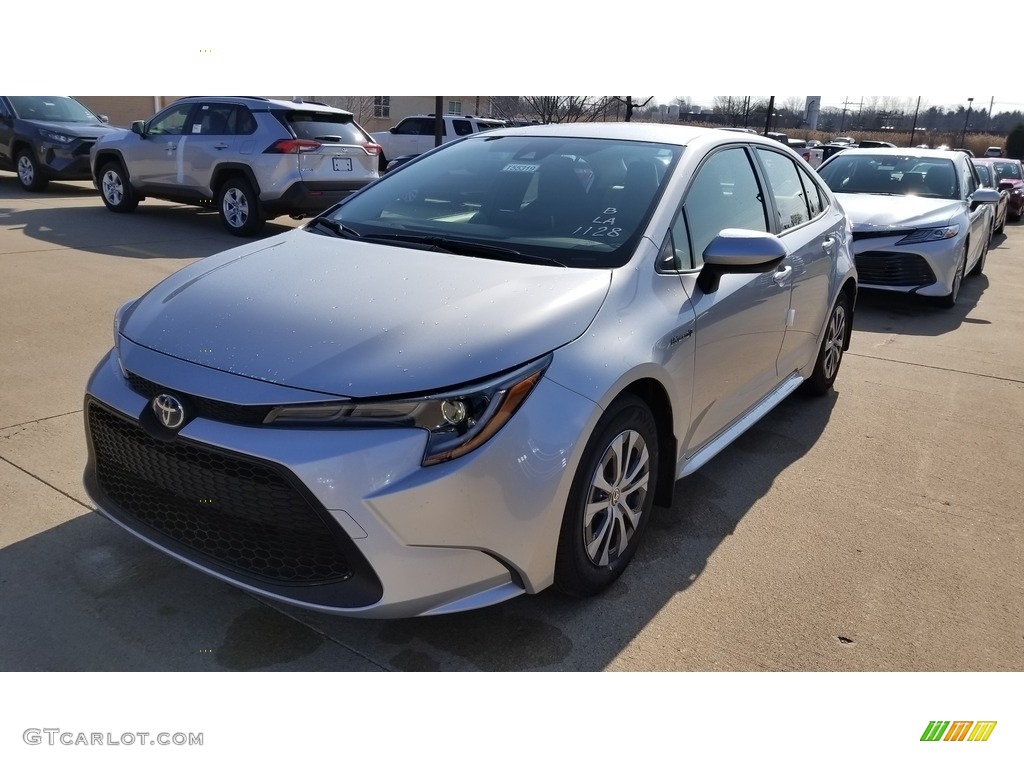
[332, 157, 353, 172]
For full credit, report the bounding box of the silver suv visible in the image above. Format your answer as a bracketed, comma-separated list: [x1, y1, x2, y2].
[90, 97, 381, 236]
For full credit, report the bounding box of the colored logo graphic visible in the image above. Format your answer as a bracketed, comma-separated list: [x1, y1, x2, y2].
[921, 721, 997, 742]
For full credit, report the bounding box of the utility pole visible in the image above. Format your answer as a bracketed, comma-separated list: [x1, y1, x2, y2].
[960, 97, 974, 147]
[909, 96, 921, 147]
[839, 97, 863, 132]
[763, 95, 775, 136]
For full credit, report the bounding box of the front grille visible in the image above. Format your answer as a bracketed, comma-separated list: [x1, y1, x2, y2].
[87, 401, 352, 585]
[126, 371, 273, 425]
[855, 251, 937, 287]
[852, 229, 915, 241]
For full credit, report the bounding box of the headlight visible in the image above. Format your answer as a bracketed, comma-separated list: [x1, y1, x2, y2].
[112, 299, 139, 378]
[897, 225, 960, 245]
[39, 129, 74, 144]
[266, 355, 551, 466]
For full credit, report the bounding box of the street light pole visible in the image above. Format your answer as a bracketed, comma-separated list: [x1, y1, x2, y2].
[960, 97, 974, 147]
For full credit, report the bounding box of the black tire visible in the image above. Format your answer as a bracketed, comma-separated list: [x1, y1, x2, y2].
[16, 148, 48, 192]
[98, 161, 139, 213]
[554, 394, 659, 597]
[996, 209, 1006, 235]
[217, 176, 264, 236]
[803, 292, 850, 396]
[939, 248, 966, 308]
[969, 236, 988, 277]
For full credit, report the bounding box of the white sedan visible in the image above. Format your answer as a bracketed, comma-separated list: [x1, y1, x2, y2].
[817, 148, 999, 308]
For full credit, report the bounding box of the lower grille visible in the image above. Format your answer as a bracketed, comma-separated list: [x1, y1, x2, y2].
[855, 251, 937, 287]
[87, 401, 352, 585]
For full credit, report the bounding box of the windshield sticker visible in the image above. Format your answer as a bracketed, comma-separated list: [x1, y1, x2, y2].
[501, 163, 540, 173]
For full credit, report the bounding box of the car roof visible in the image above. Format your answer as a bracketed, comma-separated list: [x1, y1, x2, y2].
[826, 147, 962, 160]
[474, 121, 796, 150]
[171, 96, 353, 116]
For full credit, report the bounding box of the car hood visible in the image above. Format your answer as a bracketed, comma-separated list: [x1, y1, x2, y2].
[28, 119, 122, 138]
[120, 230, 612, 398]
[835, 193, 964, 230]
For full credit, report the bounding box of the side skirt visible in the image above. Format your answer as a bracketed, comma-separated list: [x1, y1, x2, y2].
[677, 372, 805, 479]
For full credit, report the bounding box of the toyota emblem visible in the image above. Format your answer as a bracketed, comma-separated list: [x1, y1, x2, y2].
[152, 393, 186, 430]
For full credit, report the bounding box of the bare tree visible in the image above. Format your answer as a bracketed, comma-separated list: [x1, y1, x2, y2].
[315, 96, 376, 123]
[520, 96, 615, 124]
[489, 97, 525, 122]
[610, 96, 655, 122]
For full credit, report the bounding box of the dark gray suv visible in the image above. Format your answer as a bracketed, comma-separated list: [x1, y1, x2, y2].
[90, 97, 381, 236]
[0, 96, 121, 191]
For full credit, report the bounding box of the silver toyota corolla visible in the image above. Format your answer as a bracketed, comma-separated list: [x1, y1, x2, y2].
[84, 124, 857, 618]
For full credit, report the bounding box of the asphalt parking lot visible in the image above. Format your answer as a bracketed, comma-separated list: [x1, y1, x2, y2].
[1, 175, 1021, 672]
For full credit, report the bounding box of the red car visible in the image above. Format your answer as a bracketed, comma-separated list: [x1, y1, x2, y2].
[990, 159, 1024, 221]
[973, 159, 1010, 236]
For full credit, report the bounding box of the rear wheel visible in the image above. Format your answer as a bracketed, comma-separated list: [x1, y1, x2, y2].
[554, 395, 658, 597]
[803, 292, 850, 395]
[969, 236, 988, 277]
[16, 149, 48, 192]
[98, 161, 139, 212]
[217, 177, 264, 236]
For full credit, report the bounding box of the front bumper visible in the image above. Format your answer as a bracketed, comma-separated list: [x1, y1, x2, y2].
[850, 234, 962, 298]
[34, 138, 96, 181]
[82, 340, 597, 618]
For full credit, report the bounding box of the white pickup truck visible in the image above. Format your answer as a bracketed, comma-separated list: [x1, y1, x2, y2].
[787, 138, 824, 168]
[370, 114, 506, 172]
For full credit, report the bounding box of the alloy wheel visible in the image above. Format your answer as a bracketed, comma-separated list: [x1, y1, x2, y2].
[822, 303, 846, 381]
[17, 155, 35, 186]
[102, 170, 123, 206]
[223, 188, 249, 230]
[582, 429, 651, 567]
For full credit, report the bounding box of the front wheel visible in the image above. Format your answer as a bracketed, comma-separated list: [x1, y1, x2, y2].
[554, 395, 659, 597]
[98, 161, 139, 212]
[939, 248, 966, 308]
[217, 177, 264, 236]
[16, 149, 48, 192]
[803, 292, 850, 395]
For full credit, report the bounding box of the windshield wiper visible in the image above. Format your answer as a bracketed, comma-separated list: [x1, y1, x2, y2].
[308, 216, 363, 239]
[366, 233, 566, 267]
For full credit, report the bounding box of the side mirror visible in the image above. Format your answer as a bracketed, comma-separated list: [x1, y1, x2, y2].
[971, 188, 1000, 207]
[697, 229, 788, 293]
[130, 120, 146, 137]
[98, 114, 109, 124]
[998, 180, 1014, 192]
[390, 126, 399, 134]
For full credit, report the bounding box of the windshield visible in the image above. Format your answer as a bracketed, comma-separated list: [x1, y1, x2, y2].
[817, 154, 960, 199]
[325, 134, 681, 268]
[992, 161, 1023, 181]
[9, 96, 100, 123]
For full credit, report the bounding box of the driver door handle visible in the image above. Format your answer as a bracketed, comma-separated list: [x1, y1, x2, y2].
[773, 265, 793, 285]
